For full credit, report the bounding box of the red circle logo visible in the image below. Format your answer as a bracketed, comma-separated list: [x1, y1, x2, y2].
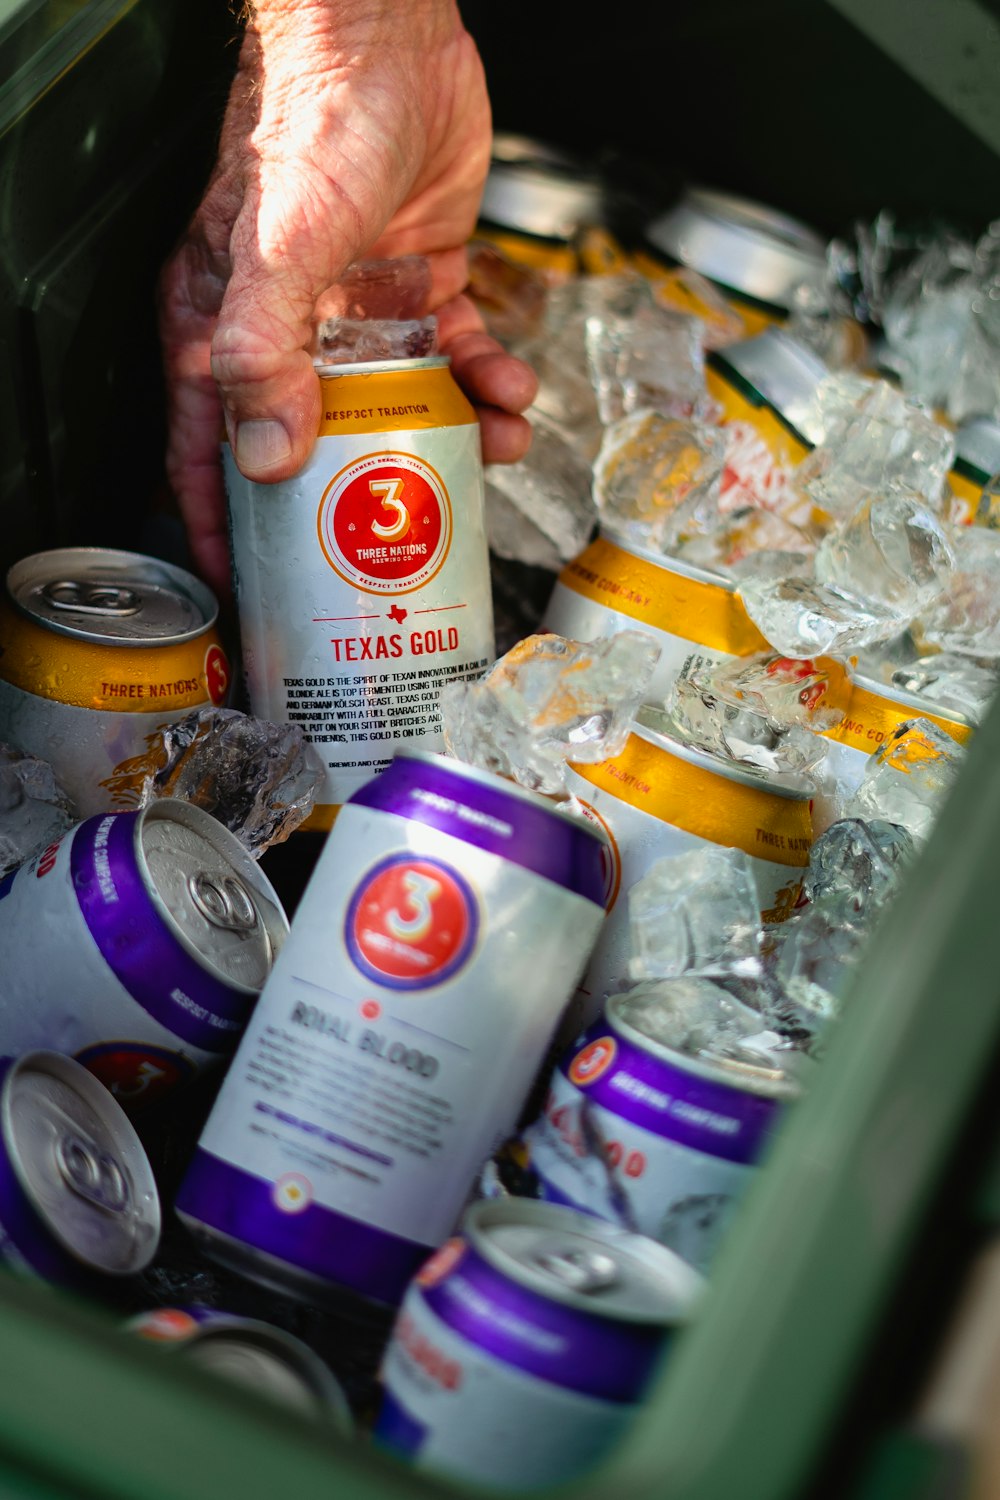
[204, 643, 231, 706]
[346, 855, 477, 989]
[317, 451, 452, 594]
[568, 1036, 618, 1088]
[75, 1043, 193, 1109]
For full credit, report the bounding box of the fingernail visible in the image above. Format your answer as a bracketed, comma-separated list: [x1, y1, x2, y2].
[235, 419, 292, 472]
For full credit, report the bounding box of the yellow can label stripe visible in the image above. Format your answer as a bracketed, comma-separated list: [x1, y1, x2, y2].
[835, 681, 972, 755]
[571, 732, 813, 867]
[557, 535, 770, 656]
[301, 364, 476, 438]
[0, 602, 222, 711]
[705, 364, 811, 469]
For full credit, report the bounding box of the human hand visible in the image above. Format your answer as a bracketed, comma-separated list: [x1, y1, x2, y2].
[158, 0, 537, 597]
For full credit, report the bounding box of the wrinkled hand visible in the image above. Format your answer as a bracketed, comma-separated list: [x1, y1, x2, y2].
[158, 0, 537, 596]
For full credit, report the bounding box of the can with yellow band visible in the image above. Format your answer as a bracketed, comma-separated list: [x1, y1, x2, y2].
[706, 327, 826, 474]
[563, 715, 814, 1032]
[0, 548, 230, 817]
[225, 356, 494, 826]
[541, 529, 770, 700]
[827, 674, 972, 791]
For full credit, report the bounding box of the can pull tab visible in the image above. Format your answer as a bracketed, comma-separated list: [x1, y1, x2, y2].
[43, 580, 141, 616]
[532, 1245, 619, 1294]
[57, 1133, 130, 1214]
[188, 872, 259, 932]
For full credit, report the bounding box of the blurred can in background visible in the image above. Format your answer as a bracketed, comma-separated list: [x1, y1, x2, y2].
[0, 548, 230, 817]
[225, 356, 495, 829]
[474, 134, 607, 278]
[374, 1198, 702, 1489]
[0, 799, 288, 1107]
[176, 751, 607, 1309]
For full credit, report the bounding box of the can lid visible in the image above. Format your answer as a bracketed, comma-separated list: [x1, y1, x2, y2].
[646, 186, 827, 309]
[716, 327, 828, 435]
[632, 706, 815, 803]
[137, 799, 289, 994]
[3, 1051, 161, 1274]
[180, 1322, 352, 1428]
[478, 133, 604, 241]
[5, 548, 219, 645]
[464, 1199, 703, 1324]
[954, 416, 1000, 482]
[312, 355, 450, 377]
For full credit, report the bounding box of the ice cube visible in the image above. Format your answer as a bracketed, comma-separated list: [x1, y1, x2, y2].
[664, 651, 848, 778]
[592, 409, 726, 551]
[467, 240, 550, 349]
[842, 717, 965, 841]
[915, 526, 1000, 659]
[98, 709, 326, 856]
[880, 233, 977, 413]
[313, 254, 432, 321]
[649, 263, 746, 349]
[0, 745, 76, 880]
[891, 653, 999, 723]
[484, 409, 597, 573]
[769, 904, 868, 1035]
[737, 574, 902, 659]
[585, 299, 709, 425]
[440, 631, 661, 795]
[795, 371, 879, 447]
[814, 491, 955, 618]
[312, 317, 438, 364]
[795, 380, 955, 519]
[627, 846, 764, 982]
[802, 816, 915, 924]
[613, 976, 794, 1076]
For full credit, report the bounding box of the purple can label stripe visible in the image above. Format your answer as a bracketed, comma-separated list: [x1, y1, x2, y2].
[563, 1022, 786, 1166]
[0, 1058, 95, 1288]
[176, 1149, 431, 1306]
[420, 1242, 668, 1402]
[72, 813, 255, 1055]
[349, 754, 606, 907]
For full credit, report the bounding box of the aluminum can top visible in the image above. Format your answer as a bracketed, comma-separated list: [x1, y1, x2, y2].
[630, 706, 815, 804]
[954, 416, 1000, 482]
[4, 1050, 161, 1274]
[605, 993, 802, 1104]
[138, 799, 288, 993]
[646, 186, 827, 308]
[6, 547, 219, 646]
[716, 327, 829, 435]
[463, 1198, 703, 1324]
[478, 133, 604, 241]
[311, 354, 451, 379]
[184, 1325, 350, 1424]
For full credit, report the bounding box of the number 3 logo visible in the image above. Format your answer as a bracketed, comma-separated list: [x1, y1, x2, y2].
[369, 478, 410, 541]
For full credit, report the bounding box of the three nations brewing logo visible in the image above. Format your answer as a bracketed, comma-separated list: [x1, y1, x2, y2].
[317, 451, 453, 594]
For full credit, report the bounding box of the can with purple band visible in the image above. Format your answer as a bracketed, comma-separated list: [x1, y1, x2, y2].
[0, 799, 289, 1108]
[374, 1198, 702, 1490]
[523, 991, 800, 1273]
[0, 1050, 160, 1286]
[176, 750, 608, 1309]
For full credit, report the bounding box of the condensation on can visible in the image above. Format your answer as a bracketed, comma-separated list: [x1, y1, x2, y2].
[0, 548, 230, 817]
[564, 714, 814, 1030]
[225, 357, 495, 828]
[374, 1197, 702, 1489]
[0, 799, 289, 1107]
[826, 672, 973, 792]
[0, 1050, 160, 1283]
[524, 994, 799, 1274]
[541, 528, 771, 700]
[175, 751, 608, 1309]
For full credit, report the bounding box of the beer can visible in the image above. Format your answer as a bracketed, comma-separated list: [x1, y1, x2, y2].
[0, 1050, 160, 1285]
[827, 673, 973, 792]
[949, 416, 1000, 524]
[176, 750, 608, 1309]
[374, 1198, 702, 1489]
[639, 185, 828, 333]
[475, 134, 606, 277]
[125, 1305, 352, 1428]
[705, 326, 826, 474]
[225, 356, 495, 829]
[523, 992, 800, 1273]
[541, 528, 771, 700]
[0, 547, 230, 817]
[565, 713, 814, 1025]
[0, 798, 289, 1107]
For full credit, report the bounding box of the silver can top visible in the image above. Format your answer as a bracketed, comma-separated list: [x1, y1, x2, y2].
[465, 1199, 703, 1324]
[954, 416, 1000, 483]
[3, 1051, 161, 1275]
[180, 1322, 352, 1428]
[632, 706, 816, 804]
[715, 327, 828, 436]
[478, 133, 604, 241]
[646, 186, 827, 310]
[6, 547, 219, 645]
[137, 799, 289, 994]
